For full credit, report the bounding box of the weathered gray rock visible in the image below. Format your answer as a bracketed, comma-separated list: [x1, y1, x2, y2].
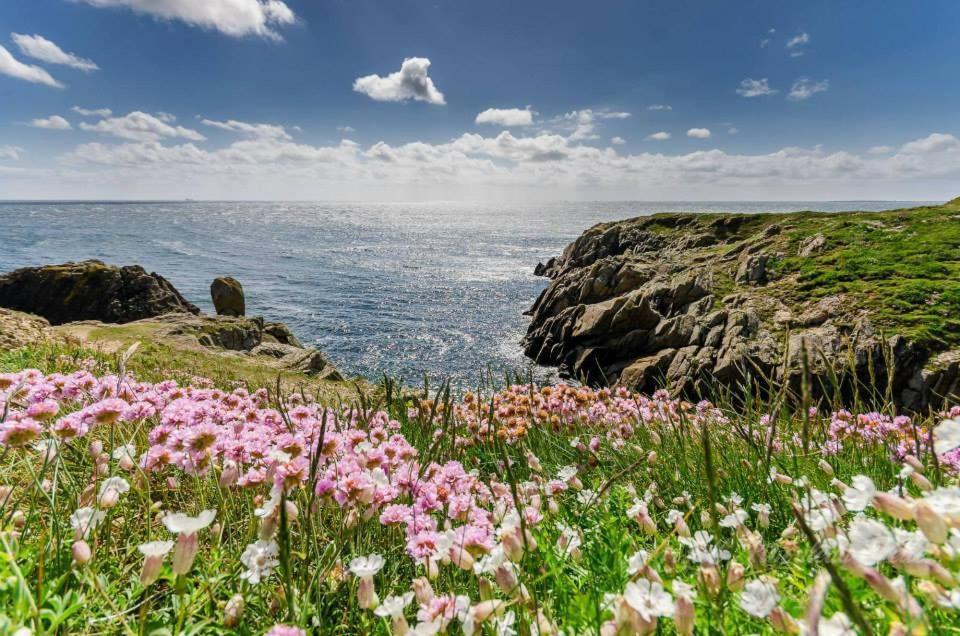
[250, 342, 343, 379]
[735, 254, 769, 285]
[210, 277, 245, 317]
[798, 233, 827, 257]
[0, 260, 199, 325]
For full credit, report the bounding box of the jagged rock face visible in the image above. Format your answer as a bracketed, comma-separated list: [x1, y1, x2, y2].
[211, 276, 245, 317]
[524, 214, 955, 411]
[0, 260, 199, 325]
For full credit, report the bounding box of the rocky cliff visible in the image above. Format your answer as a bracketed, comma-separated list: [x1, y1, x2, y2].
[524, 199, 960, 410]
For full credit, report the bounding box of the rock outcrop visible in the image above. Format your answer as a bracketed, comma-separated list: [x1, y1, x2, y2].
[524, 207, 960, 411]
[211, 276, 245, 317]
[0, 260, 199, 325]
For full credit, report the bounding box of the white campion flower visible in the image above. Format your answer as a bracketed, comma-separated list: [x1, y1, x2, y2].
[934, 418, 960, 455]
[623, 579, 675, 622]
[846, 516, 896, 566]
[255, 484, 282, 518]
[893, 527, 930, 560]
[112, 443, 136, 460]
[818, 611, 856, 635]
[842, 475, 876, 512]
[800, 489, 838, 532]
[923, 487, 960, 522]
[719, 509, 748, 528]
[240, 539, 279, 584]
[349, 553, 386, 578]
[163, 509, 216, 575]
[672, 580, 696, 600]
[70, 507, 105, 539]
[625, 550, 650, 576]
[374, 591, 414, 618]
[576, 489, 597, 506]
[739, 579, 780, 617]
[557, 465, 578, 482]
[138, 540, 174, 586]
[678, 530, 730, 565]
[493, 610, 517, 636]
[99, 476, 130, 498]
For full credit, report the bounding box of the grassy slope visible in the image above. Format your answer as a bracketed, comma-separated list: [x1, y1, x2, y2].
[637, 198, 960, 352]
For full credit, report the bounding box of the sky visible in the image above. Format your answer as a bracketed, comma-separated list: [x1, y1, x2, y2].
[0, 0, 958, 201]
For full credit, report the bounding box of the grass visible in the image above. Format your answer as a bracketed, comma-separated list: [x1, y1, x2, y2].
[1, 339, 959, 634]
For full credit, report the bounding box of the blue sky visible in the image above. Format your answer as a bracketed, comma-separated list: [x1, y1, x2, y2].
[0, 0, 958, 200]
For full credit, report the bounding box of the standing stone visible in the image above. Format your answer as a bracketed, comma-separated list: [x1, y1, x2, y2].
[210, 277, 245, 317]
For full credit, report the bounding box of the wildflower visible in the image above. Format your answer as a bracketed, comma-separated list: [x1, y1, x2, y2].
[163, 509, 216, 575]
[349, 553, 385, 609]
[622, 579, 675, 623]
[70, 507, 105, 539]
[751, 502, 771, 528]
[98, 476, 130, 508]
[673, 581, 695, 636]
[846, 516, 896, 567]
[374, 591, 414, 634]
[914, 501, 949, 544]
[223, 594, 245, 628]
[240, 539, 280, 584]
[493, 610, 517, 636]
[841, 475, 875, 512]
[626, 550, 649, 576]
[138, 540, 174, 586]
[264, 626, 306, 636]
[1, 419, 43, 446]
[739, 579, 780, 618]
[934, 417, 960, 454]
[719, 509, 748, 529]
[72, 540, 92, 564]
[112, 443, 137, 470]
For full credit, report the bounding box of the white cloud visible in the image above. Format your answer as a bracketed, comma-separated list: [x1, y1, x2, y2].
[353, 57, 445, 105]
[646, 131, 671, 141]
[558, 109, 630, 141]
[337, 125, 356, 134]
[788, 78, 829, 101]
[867, 145, 892, 154]
[647, 104, 672, 111]
[475, 107, 534, 127]
[0, 44, 63, 88]
[728, 127, 740, 135]
[899, 133, 959, 155]
[736, 78, 777, 97]
[0, 145, 23, 160]
[44, 129, 960, 201]
[72, 0, 296, 39]
[11, 33, 98, 72]
[611, 136, 626, 145]
[72, 106, 112, 117]
[31, 115, 72, 130]
[79, 111, 206, 142]
[687, 128, 711, 139]
[786, 32, 810, 57]
[201, 118, 291, 140]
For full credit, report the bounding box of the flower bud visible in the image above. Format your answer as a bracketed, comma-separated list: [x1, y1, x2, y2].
[223, 594, 245, 628]
[698, 564, 721, 598]
[873, 492, 914, 521]
[817, 460, 834, 476]
[674, 594, 694, 636]
[915, 501, 948, 544]
[89, 440, 103, 458]
[72, 540, 92, 564]
[768, 607, 798, 634]
[726, 562, 746, 591]
[412, 577, 434, 605]
[357, 576, 379, 610]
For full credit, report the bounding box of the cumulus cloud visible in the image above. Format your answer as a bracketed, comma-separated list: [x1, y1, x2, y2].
[72, 106, 112, 117]
[647, 104, 672, 111]
[11, 33, 98, 72]
[687, 128, 711, 139]
[79, 111, 205, 142]
[786, 32, 810, 56]
[201, 118, 291, 140]
[899, 133, 959, 155]
[0, 145, 23, 160]
[867, 145, 892, 154]
[475, 107, 534, 127]
[0, 45, 62, 88]
[557, 109, 630, 141]
[646, 131, 671, 141]
[736, 78, 777, 97]
[788, 78, 829, 101]
[353, 57, 445, 105]
[31, 115, 72, 130]
[72, 0, 295, 39]
[611, 136, 626, 145]
[337, 125, 355, 134]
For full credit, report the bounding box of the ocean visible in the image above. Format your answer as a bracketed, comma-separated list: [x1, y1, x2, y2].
[0, 200, 935, 385]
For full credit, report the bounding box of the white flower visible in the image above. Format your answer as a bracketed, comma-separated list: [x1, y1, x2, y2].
[719, 509, 748, 528]
[576, 489, 597, 506]
[240, 539, 279, 584]
[666, 509, 685, 524]
[800, 489, 838, 532]
[842, 475, 876, 512]
[923, 487, 960, 522]
[112, 443, 136, 460]
[678, 530, 730, 565]
[138, 540, 174, 557]
[374, 591, 414, 618]
[751, 503, 771, 515]
[255, 484, 282, 518]
[672, 580, 696, 600]
[70, 507, 105, 538]
[349, 553, 385, 578]
[474, 545, 507, 576]
[934, 587, 960, 609]
[98, 476, 130, 498]
[934, 418, 960, 455]
[163, 509, 216, 535]
[818, 611, 857, 636]
[626, 550, 649, 575]
[846, 516, 896, 566]
[726, 492, 743, 507]
[493, 610, 517, 636]
[893, 528, 930, 560]
[623, 579, 675, 622]
[739, 579, 780, 617]
[557, 465, 578, 481]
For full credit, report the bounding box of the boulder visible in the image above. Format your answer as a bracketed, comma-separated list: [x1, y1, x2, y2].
[0, 307, 58, 350]
[210, 277, 245, 317]
[250, 342, 343, 379]
[0, 260, 199, 325]
[735, 254, 769, 285]
[798, 233, 827, 257]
